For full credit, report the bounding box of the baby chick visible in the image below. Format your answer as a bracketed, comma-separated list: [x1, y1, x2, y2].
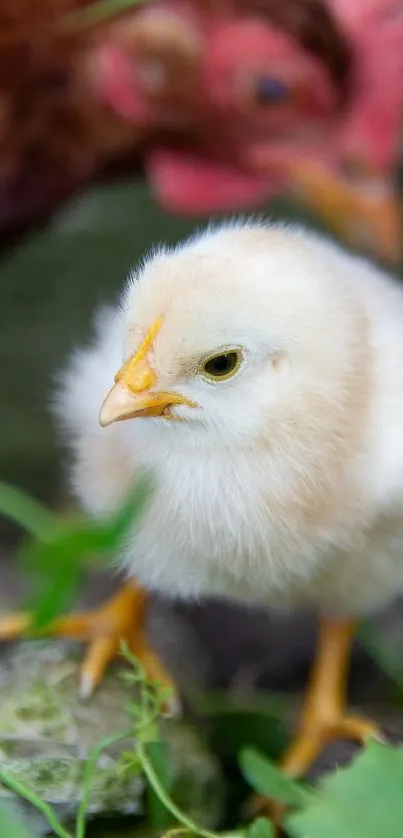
[3, 219, 403, 783]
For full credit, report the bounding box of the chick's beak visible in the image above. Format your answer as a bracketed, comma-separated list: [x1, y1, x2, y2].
[99, 357, 196, 427]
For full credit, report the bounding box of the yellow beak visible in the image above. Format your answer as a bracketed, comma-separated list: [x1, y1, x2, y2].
[99, 357, 197, 427]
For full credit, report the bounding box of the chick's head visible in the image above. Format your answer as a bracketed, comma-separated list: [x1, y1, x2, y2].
[100, 222, 366, 453]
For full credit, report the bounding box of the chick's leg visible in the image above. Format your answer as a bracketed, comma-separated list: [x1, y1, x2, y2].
[0, 582, 175, 702]
[279, 618, 380, 778]
[253, 619, 381, 821]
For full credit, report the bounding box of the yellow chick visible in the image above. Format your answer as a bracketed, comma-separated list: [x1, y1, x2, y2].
[3, 219, 403, 783]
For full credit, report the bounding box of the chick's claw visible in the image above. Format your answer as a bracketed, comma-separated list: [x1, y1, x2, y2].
[280, 713, 381, 780]
[0, 582, 178, 711]
[79, 635, 121, 699]
[252, 712, 382, 826]
[251, 618, 382, 824]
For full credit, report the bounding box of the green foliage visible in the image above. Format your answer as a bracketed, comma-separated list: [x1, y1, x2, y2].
[3, 638, 403, 838]
[145, 740, 173, 829]
[239, 749, 308, 809]
[0, 482, 59, 540]
[3, 479, 403, 837]
[239, 741, 403, 838]
[0, 477, 154, 835]
[0, 769, 72, 838]
[0, 475, 152, 630]
[193, 691, 292, 822]
[0, 804, 33, 838]
[286, 740, 403, 838]
[248, 818, 275, 838]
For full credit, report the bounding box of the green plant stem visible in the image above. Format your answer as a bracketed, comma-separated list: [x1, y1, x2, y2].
[0, 769, 73, 838]
[76, 729, 133, 838]
[137, 740, 217, 838]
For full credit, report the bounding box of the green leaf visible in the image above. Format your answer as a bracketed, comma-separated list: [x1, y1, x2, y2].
[20, 522, 112, 632]
[145, 740, 173, 830]
[26, 562, 85, 631]
[286, 740, 403, 838]
[17, 473, 153, 631]
[248, 817, 276, 838]
[0, 481, 60, 540]
[239, 749, 308, 808]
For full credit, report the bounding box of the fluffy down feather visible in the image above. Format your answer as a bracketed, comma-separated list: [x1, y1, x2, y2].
[54, 220, 403, 619]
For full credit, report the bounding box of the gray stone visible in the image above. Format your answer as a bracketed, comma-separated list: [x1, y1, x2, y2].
[0, 640, 223, 835]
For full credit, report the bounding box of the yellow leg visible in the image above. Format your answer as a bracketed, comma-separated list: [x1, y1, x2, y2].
[254, 619, 381, 820]
[280, 619, 380, 774]
[0, 582, 177, 708]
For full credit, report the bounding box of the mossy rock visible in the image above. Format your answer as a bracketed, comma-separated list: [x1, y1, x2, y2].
[0, 640, 223, 834]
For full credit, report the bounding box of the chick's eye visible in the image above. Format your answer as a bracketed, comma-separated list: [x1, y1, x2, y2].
[200, 350, 242, 381]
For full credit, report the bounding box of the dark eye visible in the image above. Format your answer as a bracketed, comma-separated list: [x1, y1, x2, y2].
[255, 77, 289, 105]
[201, 349, 242, 381]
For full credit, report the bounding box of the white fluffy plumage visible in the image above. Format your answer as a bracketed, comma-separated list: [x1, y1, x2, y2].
[54, 219, 403, 622]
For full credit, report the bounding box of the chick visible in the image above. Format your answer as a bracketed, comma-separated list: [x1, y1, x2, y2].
[3, 219, 403, 783]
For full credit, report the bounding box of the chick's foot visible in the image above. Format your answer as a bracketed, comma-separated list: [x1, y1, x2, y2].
[252, 618, 382, 821]
[0, 582, 177, 709]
